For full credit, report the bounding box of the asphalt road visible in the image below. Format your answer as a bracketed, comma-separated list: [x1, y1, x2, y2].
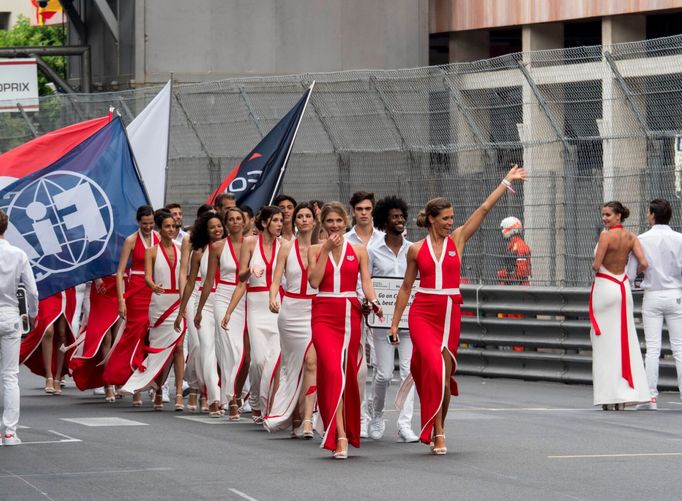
[2, 368, 681, 501]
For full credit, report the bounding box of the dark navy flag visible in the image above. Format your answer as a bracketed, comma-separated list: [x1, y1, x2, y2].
[0, 117, 150, 300]
[208, 83, 314, 213]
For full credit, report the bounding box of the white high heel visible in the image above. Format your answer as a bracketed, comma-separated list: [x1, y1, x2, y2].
[431, 434, 447, 455]
[333, 437, 348, 460]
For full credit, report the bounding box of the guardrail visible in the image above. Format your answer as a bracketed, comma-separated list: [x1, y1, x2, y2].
[456, 285, 679, 390]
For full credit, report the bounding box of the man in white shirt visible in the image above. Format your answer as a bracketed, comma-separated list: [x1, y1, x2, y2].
[627, 199, 682, 410]
[274, 194, 297, 241]
[0, 209, 38, 445]
[367, 196, 418, 442]
[166, 203, 188, 244]
[344, 191, 384, 438]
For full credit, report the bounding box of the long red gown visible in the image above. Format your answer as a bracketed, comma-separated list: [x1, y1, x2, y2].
[408, 235, 461, 444]
[69, 276, 119, 390]
[20, 288, 77, 378]
[311, 240, 362, 451]
[103, 231, 158, 385]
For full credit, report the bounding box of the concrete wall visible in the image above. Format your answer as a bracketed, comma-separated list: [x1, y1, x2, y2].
[3, 0, 34, 28]
[135, 0, 429, 84]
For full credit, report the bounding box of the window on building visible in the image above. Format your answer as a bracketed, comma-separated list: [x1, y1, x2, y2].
[0, 13, 10, 31]
[646, 12, 682, 38]
[429, 33, 450, 66]
[563, 19, 601, 63]
[489, 28, 522, 58]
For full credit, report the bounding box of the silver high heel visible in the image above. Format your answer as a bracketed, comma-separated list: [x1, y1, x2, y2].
[431, 434, 447, 455]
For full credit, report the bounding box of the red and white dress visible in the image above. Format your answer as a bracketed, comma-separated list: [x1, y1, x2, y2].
[246, 235, 281, 414]
[264, 240, 318, 432]
[589, 265, 649, 406]
[312, 239, 362, 451]
[69, 276, 120, 390]
[121, 242, 184, 393]
[194, 247, 221, 404]
[103, 230, 159, 385]
[214, 238, 247, 405]
[407, 235, 462, 444]
[20, 288, 77, 378]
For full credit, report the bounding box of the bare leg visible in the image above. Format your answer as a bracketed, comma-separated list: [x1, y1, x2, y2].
[433, 349, 454, 450]
[173, 341, 185, 397]
[41, 324, 55, 384]
[334, 399, 347, 454]
[300, 347, 317, 434]
[54, 317, 67, 382]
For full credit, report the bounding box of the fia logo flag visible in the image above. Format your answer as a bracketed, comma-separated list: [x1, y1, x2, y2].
[208, 83, 314, 213]
[0, 117, 150, 300]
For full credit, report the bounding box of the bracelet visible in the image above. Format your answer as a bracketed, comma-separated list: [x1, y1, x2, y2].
[501, 178, 516, 194]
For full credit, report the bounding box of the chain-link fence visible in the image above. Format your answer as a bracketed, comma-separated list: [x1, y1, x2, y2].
[3, 34, 682, 287]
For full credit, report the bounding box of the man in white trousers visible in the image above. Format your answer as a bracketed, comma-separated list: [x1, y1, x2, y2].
[0, 209, 38, 445]
[345, 191, 385, 438]
[627, 199, 682, 410]
[367, 195, 418, 442]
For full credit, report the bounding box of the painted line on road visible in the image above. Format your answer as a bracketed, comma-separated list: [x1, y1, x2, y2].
[229, 488, 260, 501]
[8, 430, 82, 446]
[0, 468, 57, 501]
[0, 467, 173, 479]
[548, 452, 682, 459]
[176, 415, 254, 425]
[60, 417, 148, 427]
[452, 407, 593, 412]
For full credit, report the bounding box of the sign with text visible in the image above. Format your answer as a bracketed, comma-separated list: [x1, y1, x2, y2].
[367, 276, 419, 330]
[0, 59, 39, 113]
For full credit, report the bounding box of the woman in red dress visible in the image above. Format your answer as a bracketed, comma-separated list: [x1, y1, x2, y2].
[391, 165, 526, 455]
[103, 205, 158, 406]
[308, 202, 383, 459]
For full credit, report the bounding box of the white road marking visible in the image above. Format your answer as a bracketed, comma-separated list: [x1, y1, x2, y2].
[60, 417, 148, 427]
[0, 467, 173, 478]
[548, 452, 682, 459]
[229, 488, 260, 501]
[0, 469, 57, 501]
[9, 430, 82, 445]
[452, 407, 593, 412]
[176, 415, 252, 425]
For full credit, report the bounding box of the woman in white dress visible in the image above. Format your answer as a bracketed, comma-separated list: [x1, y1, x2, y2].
[590, 201, 650, 410]
[196, 207, 248, 420]
[263, 202, 317, 437]
[122, 210, 185, 411]
[224, 206, 282, 423]
[175, 211, 225, 415]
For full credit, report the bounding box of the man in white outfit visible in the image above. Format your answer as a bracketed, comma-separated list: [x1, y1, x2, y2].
[0, 209, 38, 446]
[345, 191, 384, 438]
[367, 196, 418, 442]
[627, 199, 682, 410]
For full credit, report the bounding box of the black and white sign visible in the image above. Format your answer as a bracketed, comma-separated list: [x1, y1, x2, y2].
[0, 59, 39, 113]
[366, 276, 419, 329]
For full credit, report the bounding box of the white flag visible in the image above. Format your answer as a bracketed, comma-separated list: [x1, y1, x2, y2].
[126, 81, 171, 208]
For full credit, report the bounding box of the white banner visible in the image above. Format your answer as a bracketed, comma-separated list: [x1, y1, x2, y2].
[366, 276, 419, 329]
[0, 59, 39, 113]
[126, 81, 171, 208]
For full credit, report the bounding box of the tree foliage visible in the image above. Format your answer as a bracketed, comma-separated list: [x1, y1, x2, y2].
[0, 15, 66, 95]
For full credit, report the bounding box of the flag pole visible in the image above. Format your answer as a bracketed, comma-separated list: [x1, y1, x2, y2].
[268, 81, 315, 205]
[163, 75, 173, 207]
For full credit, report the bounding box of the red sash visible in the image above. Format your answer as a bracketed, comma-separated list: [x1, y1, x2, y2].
[589, 272, 634, 388]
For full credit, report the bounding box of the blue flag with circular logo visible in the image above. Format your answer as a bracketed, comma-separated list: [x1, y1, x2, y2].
[0, 117, 150, 299]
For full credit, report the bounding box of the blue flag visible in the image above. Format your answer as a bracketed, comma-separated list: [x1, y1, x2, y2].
[208, 83, 314, 213]
[0, 117, 150, 300]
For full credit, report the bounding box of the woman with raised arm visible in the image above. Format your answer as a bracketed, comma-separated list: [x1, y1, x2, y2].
[589, 201, 650, 410]
[263, 202, 318, 438]
[390, 165, 526, 455]
[121, 210, 185, 411]
[223, 206, 282, 423]
[308, 202, 383, 460]
[197, 207, 248, 419]
[175, 211, 225, 415]
[103, 205, 158, 406]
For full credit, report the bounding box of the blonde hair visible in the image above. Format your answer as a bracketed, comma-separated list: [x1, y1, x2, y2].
[416, 197, 452, 228]
[320, 201, 349, 227]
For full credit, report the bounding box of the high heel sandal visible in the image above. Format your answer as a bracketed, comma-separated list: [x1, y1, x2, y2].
[153, 392, 164, 411]
[187, 391, 198, 412]
[44, 378, 55, 394]
[301, 419, 314, 440]
[175, 394, 185, 412]
[200, 396, 209, 413]
[132, 393, 143, 407]
[228, 402, 240, 421]
[431, 434, 447, 455]
[252, 411, 264, 424]
[208, 401, 222, 417]
[105, 386, 116, 403]
[333, 437, 348, 460]
[53, 379, 62, 396]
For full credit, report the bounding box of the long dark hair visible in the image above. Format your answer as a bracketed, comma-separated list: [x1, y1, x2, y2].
[254, 206, 283, 232]
[190, 212, 225, 250]
[603, 201, 630, 222]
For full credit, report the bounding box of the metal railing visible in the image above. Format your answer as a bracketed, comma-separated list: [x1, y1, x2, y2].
[457, 285, 679, 390]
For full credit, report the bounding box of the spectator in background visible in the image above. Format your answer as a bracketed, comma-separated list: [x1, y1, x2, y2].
[496, 217, 531, 286]
[274, 194, 297, 241]
[214, 193, 237, 216]
[0, 208, 38, 446]
[627, 199, 682, 410]
[165, 203, 187, 243]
